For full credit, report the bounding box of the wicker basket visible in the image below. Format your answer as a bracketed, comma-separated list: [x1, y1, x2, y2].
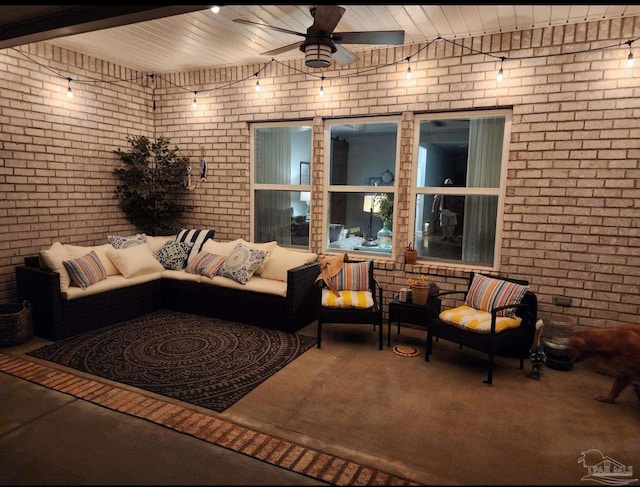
[0, 300, 33, 347]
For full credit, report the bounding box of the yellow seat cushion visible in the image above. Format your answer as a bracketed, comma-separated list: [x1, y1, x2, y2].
[321, 289, 374, 309]
[439, 305, 522, 334]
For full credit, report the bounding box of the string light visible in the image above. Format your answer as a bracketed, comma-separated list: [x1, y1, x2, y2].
[405, 57, 412, 80]
[66, 77, 73, 98]
[254, 72, 260, 91]
[319, 75, 325, 97]
[626, 41, 634, 68]
[192, 91, 197, 109]
[210, 6, 220, 14]
[497, 57, 505, 82]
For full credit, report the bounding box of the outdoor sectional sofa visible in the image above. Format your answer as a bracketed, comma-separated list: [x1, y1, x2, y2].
[16, 233, 321, 341]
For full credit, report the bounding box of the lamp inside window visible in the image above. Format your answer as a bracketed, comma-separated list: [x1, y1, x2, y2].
[362, 194, 382, 246]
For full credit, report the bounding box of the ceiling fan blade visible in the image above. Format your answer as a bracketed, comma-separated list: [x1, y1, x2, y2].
[332, 44, 358, 66]
[333, 30, 405, 45]
[309, 5, 345, 35]
[233, 18, 305, 38]
[261, 40, 304, 56]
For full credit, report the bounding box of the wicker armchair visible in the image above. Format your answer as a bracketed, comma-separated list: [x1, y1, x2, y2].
[426, 272, 537, 385]
[316, 259, 383, 350]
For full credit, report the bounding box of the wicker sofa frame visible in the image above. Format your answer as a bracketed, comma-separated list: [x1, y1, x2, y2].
[16, 256, 320, 341]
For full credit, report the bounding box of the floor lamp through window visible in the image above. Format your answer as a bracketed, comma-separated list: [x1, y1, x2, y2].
[362, 194, 381, 246]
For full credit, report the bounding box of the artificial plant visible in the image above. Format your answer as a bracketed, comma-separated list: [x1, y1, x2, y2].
[113, 135, 193, 235]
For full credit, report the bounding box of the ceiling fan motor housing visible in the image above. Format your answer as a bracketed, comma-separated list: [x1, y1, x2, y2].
[301, 35, 336, 68]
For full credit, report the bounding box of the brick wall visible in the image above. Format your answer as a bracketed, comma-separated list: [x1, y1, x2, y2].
[1, 16, 638, 331]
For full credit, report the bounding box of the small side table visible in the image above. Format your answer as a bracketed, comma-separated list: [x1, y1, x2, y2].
[388, 295, 441, 360]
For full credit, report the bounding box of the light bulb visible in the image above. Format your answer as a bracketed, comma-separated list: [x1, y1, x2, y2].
[255, 80, 260, 91]
[406, 65, 412, 80]
[210, 6, 220, 14]
[66, 78, 73, 98]
[192, 92, 197, 109]
[319, 76, 325, 97]
[497, 68, 503, 82]
[627, 51, 634, 68]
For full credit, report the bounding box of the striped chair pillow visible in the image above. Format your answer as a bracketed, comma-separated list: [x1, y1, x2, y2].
[327, 261, 370, 291]
[63, 250, 107, 289]
[465, 274, 528, 318]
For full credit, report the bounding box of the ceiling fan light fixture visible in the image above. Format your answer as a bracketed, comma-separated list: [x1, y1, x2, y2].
[304, 43, 333, 68]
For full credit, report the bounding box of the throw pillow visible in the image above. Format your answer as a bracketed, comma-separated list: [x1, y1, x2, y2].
[39, 242, 72, 291]
[63, 250, 108, 289]
[106, 243, 164, 278]
[108, 233, 147, 249]
[327, 261, 370, 291]
[465, 274, 529, 318]
[175, 228, 216, 265]
[238, 239, 277, 275]
[185, 251, 227, 278]
[155, 240, 193, 270]
[64, 243, 120, 276]
[218, 243, 267, 285]
[259, 246, 318, 282]
[201, 238, 242, 257]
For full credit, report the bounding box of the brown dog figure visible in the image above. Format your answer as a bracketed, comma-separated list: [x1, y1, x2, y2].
[569, 325, 640, 403]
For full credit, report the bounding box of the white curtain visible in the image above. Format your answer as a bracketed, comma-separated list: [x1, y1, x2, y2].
[462, 117, 504, 264]
[255, 128, 292, 243]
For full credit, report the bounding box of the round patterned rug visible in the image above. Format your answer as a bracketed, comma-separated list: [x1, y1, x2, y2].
[392, 345, 420, 357]
[27, 310, 317, 412]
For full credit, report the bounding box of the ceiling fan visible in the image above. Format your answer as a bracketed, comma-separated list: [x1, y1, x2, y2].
[233, 5, 405, 68]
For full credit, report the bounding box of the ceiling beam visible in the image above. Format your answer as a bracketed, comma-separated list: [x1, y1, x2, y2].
[0, 5, 210, 49]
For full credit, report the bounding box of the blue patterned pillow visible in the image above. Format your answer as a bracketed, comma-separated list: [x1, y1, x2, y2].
[155, 240, 193, 270]
[218, 243, 267, 284]
[108, 233, 147, 249]
[63, 250, 107, 289]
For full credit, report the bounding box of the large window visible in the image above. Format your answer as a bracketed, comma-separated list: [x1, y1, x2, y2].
[325, 117, 400, 257]
[251, 122, 312, 247]
[411, 110, 511, 268]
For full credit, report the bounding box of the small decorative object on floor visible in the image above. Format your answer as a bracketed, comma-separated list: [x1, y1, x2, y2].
[392, 345, 420, 357]
[0, 300, 33, 347]
[526, 319, 546, 380]
[405, 242, 418, 264]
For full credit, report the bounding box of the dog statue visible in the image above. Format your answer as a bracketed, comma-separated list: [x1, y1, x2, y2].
[569, 324, 640, 403]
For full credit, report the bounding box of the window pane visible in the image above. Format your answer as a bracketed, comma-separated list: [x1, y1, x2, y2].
[254, 126, 312, 185]
[327, 192, 394, 255]
[255, 190, 309, 247]
[329, 122, 397, 186]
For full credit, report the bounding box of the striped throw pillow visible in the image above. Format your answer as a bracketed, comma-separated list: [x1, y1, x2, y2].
[185, 251, 227, 278]
[327, 261, 370, 291]
[176, 229, 216, 265]
[63, 250, 107, 289]
[465, 274, 528, 318]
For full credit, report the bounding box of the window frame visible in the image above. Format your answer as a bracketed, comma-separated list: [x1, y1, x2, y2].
[250, 120, 313, 247]
[409, 109, 512, 270]
[323, 115, 402, 259]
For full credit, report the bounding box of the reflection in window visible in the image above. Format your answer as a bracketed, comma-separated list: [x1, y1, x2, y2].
[326, 118, 399, 256]
[412, 112, 509, 267]
[252, 123, 312, 248]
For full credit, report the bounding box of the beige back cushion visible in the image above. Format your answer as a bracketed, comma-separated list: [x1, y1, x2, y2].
[260, 245, 318, 282]
[39, 242, 72, 291]
[106, 243, 164, 278]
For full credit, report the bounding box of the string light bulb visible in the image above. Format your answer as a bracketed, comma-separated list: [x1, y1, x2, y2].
[192, 91, 197, 109]
[405, 57, 412, 80]
[319, 75, 325, 97]
[210, 6, 220, 14]
[254, 72, 260, 91]
[626, 41, 634, 68]
[497, 57, 505, 82]
[66, 78, 73, 98]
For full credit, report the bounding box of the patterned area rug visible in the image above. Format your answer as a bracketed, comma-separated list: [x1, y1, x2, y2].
[27, 310, 317, 413]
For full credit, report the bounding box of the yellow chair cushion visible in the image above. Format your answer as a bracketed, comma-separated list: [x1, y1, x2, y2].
[439, 305, 522, 334]
[321, 289, 374, 309]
